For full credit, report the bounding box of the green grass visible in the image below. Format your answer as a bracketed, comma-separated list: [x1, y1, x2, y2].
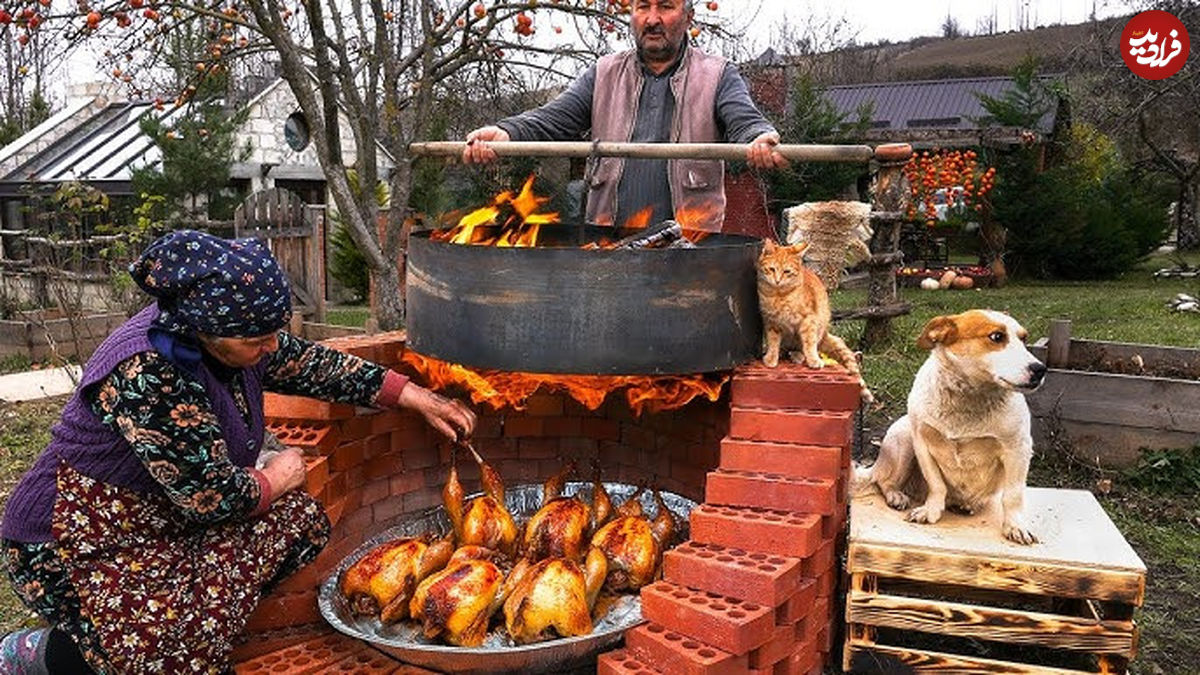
[0, 397, 65, 634]
[834, 253, 1200, 428]
[0, 355, 32, 376]
[324, 305, 371, 328]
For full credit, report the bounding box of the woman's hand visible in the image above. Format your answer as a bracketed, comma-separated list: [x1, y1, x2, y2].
[397, 383, 477, 442]
[260, 448, 307, 499]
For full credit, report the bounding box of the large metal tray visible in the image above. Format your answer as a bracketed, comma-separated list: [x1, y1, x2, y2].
[318, 481, 696, 674]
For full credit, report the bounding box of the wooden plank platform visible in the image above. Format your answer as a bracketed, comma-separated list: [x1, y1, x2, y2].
[844, 487, 1146, 674]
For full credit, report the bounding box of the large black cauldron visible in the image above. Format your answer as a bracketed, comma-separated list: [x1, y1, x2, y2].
[405, 226, 762, 375]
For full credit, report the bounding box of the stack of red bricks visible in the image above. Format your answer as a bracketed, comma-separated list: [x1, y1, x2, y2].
[234, 331, 432, 672]
[599, 362, 858, 675]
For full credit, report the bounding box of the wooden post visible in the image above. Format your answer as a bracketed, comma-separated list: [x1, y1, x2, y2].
[862, 144, 913, 349]
[1047, 319, 1072, 368]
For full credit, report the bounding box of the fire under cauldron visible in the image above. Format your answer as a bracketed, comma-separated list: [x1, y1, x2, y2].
[405, 224, 763, 375]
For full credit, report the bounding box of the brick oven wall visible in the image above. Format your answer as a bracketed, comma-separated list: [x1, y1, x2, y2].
[242, 331, 858, 675]
[246, 331, 728, 632]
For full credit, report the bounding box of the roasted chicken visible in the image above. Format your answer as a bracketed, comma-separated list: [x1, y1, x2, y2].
[443, 449, 519, 556]
[503, 547, 608, 644]
[522, 462, 613, 562]
[408, 546, 508, 647]
[340, 535, 454, 623]
[589, 486, 677, 591]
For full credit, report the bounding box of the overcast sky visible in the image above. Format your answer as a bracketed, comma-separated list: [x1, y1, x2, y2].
[61, 0, 1144, 101]
[715, 0, 1141, 54]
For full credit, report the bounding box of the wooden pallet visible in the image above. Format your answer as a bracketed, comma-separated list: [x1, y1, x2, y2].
[844, 488, 1146, 674]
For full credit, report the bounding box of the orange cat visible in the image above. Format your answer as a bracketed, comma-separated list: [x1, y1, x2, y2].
[757, 239, 872, 402]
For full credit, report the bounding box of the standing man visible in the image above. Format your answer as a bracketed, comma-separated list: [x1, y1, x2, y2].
[462, 0, 787, 232]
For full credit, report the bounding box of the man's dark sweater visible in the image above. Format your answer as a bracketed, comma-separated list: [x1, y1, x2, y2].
[497, 59, 775, 228]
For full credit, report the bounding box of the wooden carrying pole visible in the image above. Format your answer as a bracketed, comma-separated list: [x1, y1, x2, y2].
[409, 141, 875, 163]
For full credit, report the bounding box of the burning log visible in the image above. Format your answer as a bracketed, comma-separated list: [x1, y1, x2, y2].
[612, 220, 683, 250]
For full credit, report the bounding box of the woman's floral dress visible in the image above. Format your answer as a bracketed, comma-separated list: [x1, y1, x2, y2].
[2, 333, 390, 674]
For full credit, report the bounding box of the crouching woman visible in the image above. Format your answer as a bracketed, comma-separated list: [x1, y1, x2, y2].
[0, 230, 474, 673]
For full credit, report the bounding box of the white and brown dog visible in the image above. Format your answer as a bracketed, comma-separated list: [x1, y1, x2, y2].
[860, 310, 1048, 544]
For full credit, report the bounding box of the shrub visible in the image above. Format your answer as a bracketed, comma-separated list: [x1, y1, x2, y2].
[992, 127, 1170, 279]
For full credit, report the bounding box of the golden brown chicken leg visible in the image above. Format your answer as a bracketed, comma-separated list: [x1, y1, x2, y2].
[443, 448, 519, 556]
[590, 461, 614, 532]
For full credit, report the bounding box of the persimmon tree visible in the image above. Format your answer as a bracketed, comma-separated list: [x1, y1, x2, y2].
[18, 0, 728, 328]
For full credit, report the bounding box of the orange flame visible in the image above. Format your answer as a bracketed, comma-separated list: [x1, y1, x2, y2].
[402, 350, 728, 416]
[432, 175, 559, 247]
[621, 207, 653, 231]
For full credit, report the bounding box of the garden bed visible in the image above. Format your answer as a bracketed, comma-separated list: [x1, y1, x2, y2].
[1028, 322, 1200, 468]
[0, 311, 127, 363]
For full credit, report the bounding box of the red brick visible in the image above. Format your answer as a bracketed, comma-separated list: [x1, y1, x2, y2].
[663, 541, 803, 608]
[622, 423, 657, 452]
[748, 622, 798, 669]
[336, 415, 373, 443]
[401, 443, 440, 470]
[518, 437, 561, 459]
[800, 538, 836, 579]
[524, 393, 566, 417]
[719, 438, 843, 481]
[598, 648, 663, 674]
[815, 569, 836, 598]
[270, 421, 339, 456]
[339, 505, 372, 537]
[730, 370, 861, 412]
[244, 590, 320, 633]
[231, 623, 326, 662]
[403, 489, 442, 513]
[776, 578, 819, 624]
[823, 498, 848, 539]
[264, 393, 355, 421]
[324, 495, 349, 527]
[503, 416, 545, 438]
[361, 478, 390, 506]
[543, 416, 584, 438]
[389, 470, 424, 496]
[582, 417, 621, 441]
[328, 440, 366, 473]
[369, 409, 405, 435]
[474, 414, 503, 439]
[690, 504, 822, 559]
[391, 415, 431, 444]
[365, 452, 404, 481]
[322, 649, 404, 673]
[671, 462, 710, 495]
[800, 596, 830, 643]
[233, 631, 365, 673]
[303, 456, 330, 498]
[705, 470, 837, 515]
[366, 434, 392, 459]
[728, 407, 853, 446]
[769, 636, 820, 675]
[625, 622, 748, 675]
[372, 495, 407, 525]
[640, 581, 775, 656]
[322, 470, 348, 505]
